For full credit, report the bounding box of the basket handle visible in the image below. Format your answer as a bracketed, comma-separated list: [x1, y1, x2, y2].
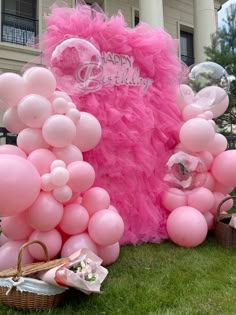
[215, 195, 236, 222]
[14, 240, 49, 280]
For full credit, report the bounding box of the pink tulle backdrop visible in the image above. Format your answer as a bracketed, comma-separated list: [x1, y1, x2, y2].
[41, 3, 182, 244]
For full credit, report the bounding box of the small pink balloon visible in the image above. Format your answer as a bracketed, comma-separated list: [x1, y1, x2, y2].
[211, 150, 236, 186]
[97, 242, 120, 266]
[73, 112, 102, 152]
[27, 149, 56, 175]
[3, 107, 27, 134]
[52, 144, 83, 165]
[201, 172, 215, 191]
[0, 144, 26, 158]
[210, 192, 232, 215]
[66, 108, 81, 125]
[59, 203, 89, 235]
[18, 94, 52, 128]
[196, 151, 213, 170]
[0, 73, 25, 107]
[52, 97, 69, 114]
[53, 185, 73, 203]
[176, 84, 195, 111]
[161, 188, 187, 212]
[50, 167, 69, 186]
[23, 67, 56, 98]
[1, 212, 33, 240]
[88, 209, 124, 246]
[26, 192, 64, 231]
[61, 233, 97, 257]
[67, 161, 95, 192]
[50, 160, 66, 170]
[41, 173, 54, 191]
[17, 128, 50, 155]
[49, 91, 72, 103]
[82, 187, 110, 216]
[167, 206, 208, 247]
[187, 187, 214, 213]
[0, 233, 8, 246]
[182, 105, 203, 121]
[207, 133, 227, 156]
[203, 211, 215, 230]
[42, 114, 76, 148]
[28, 229, 62, 260]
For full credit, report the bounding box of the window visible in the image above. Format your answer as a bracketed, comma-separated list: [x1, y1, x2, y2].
[180, 30, 194, 67]
[133, 9, 139, 27]
[1, 0, 38, 47]
[76, 0, 104, 10]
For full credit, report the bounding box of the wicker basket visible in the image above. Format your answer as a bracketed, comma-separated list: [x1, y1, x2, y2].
[0, 240, 69, 310]
[215, 196, 236, 248]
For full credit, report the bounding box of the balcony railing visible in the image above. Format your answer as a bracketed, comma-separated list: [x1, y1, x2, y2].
[181, 54, 195, 67]
[1, 12, 38, 47]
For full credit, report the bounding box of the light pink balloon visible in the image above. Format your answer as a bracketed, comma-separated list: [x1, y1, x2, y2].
[1, 212, 33, 240]
[214, 181, 234, 194]
[52, 97, 69, 114]
[73, 112, 102, 152]
[49, 91, 72, 103]
[211, 150, 236, 186]
[27, 149, 56, 175]
[26, 192, 64, 231]
[18, 94, 52, 128]
[0, 233, 8, 246]
[0, 240, 33, 271]
[207, 133, 227, 156]
[161, 188, 187, 212]
[97, 242, 120, 266]
[203, 211, 215, 230]
[61, 233, 97, 257]
[67, 161, 95, 192]
[182, 105, 203, 121]
[201, 172, 215, 191]
[23, 67, 56, 98]
[82, 187, 110, 216]
[28, 229, 62, 260]
[210, 192, 232, 215]
[53, 185, 73, 203]
[0, 154, 41, 216]
[50, 167, 69, 186]
[196, 151, 213, 170]
[66, 108, 81, 125]
[3, 107, 27, 134]
[52, 144, 83, 165]
[41, 173, 54, 192]
[50, 160, 66, 170]
[42, 114, 76, 148]
[88, 209, 124, 246]
[0, 73, 25, 107]
[187, 187, 214, 213]
[179, 118, 215, 152]
[176, 84, 194, 111]
[0, 144, 26, 158]
[17, 128, 50, 155]
[59, 204, 89, 235]
[166, 206, 208, 247]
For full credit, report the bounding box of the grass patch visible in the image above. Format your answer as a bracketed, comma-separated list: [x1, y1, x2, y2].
[1, 233, 236, 315]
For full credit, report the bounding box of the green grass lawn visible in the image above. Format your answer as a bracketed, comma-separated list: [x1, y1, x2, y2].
[1, 233, 236, 315]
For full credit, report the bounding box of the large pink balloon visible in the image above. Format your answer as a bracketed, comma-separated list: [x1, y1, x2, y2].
[166, 206, 208, 247]
[26, 192, 64, 231]
[59, 203, 89, 235]
[211, 150, 236, 186]
[187, 187, 214, 213]
[97, 242, 120, 266]
[1, 212, 33, 240]
[161, 188, 187, 212]
[52, 144, 83, 165]
[28, 229, 62, 260]
[73, 112, 102, 152]
[17, 128, 50, 155]
[27, 149, 56, 175]
[179, 118, 215, 152]
[61, 233, 97, 257]
[3, 107, 27, 134]
[0, 144, 26, 158]
[88, 209, 124, 246]
[67, 161, 95, 192]
[0, 73, 25, 107]
[0, 240, 33, 271]
[0, 154, 41, 216]
[82, 187, 110, 216]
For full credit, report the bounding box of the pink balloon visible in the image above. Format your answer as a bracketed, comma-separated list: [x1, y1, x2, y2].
[73, 112, 102, 152]
[66, 108, 81, 125]
[41, 173, 54, 192]
[61, 233, 97, 257]
[49, 91, 72, 103]
[88, 209, 124, 246]
[17, 128, 50, 155]
[207, 133, 227, 156]
[1, 212, 33, 240]
[97, 242, 120, 266]
[0, 240, 33, 271]
[0, 154, 41, 216]
[187, 187, 214, 213]
[196, 151, 213, 170]
[28, 229, 62, 260]
[67, 161, 95, 192]
[0, 233, 8, 246]
[0, 73, 25, 107]
[27, 149, 56, 175]
[18, 94, 52, 128]
[51, 160, 66, 170]
[161, 188, 187, 212]
[167, 206, 208, 247]
[182, 105, 203, 121]
[203, 211, 215, 230]
[3, 107, 27, 134]
[50, 167, 69, 186]
[210, 192, 233, 215]
[179, 118, 215, 152]
[23, 67, 56, 98]
[52, 144, 83, 165]
[42, 114, 76, 148]
[0, 144, 26, 158]
[211, 150, 236, 186]
[26, 192, 64, 231]
[59, 204, 89, 235]
[53, 185, 72, 203]
[176, 84, 195, 111]
[52, 97, 69, 114]
[82, 187, 110, 216]
[201, 172, 215, 191]
[214, 181, 234, 194]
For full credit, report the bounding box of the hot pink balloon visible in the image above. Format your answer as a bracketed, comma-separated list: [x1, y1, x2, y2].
[1, 212, 33, 240]
[73, 112, 102, 152]
[61, 233, 97, 257]
[17, 128, 50, 155]
[0, 144, 26, 158]
[0, 154, 41, 216]
[26, 192, 64, 231]
[3, 107, 27, 134]
[179, 118, 215, 152]
[97, 242, 120, 266]
[167, 206, 208, 247]
[211, 150, 236, 186]
[207, 133, 227, 156]
[52, 144, 83, 165]
[0, 73, 25, 107]
[161, 188, 187, 212]
[28, 229, 62, 260]
[187, 187, 214, 213]
[82, 187, 110, 216]
[59, 204, 89, 235]
[88, 209, 124, 246]
[67, 161, 95, 192]
[27, 149, 56, 175]
[42, 114, 76, 148]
